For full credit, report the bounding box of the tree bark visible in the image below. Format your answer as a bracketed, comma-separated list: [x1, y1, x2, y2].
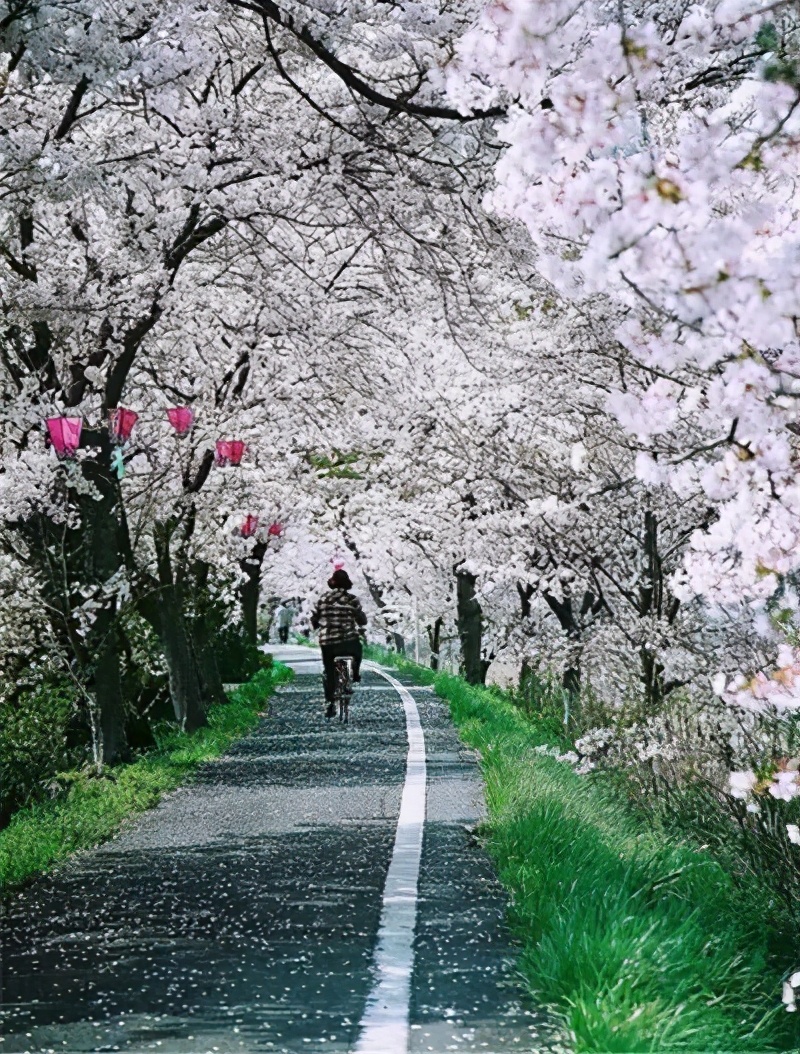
[239, 541, 267, 646]
[137, 523, 209, 730]
[76, 429, 131, 762]
[189, 610, 228, 707]
[159, 590, 207, 731]
[542, 590, 582, 696]
[640, 644, 666, 714]
[427, 616, 443, 671]
[188, 561, 228, 706]
[88, 608, 128, 764]
[456, 569, 485, 685]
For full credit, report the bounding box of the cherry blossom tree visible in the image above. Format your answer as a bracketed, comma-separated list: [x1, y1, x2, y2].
[442, 0, 800, 826]
[0, 0, 520, 757]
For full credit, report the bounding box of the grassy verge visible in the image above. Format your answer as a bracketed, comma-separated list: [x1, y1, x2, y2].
[0, 663, 292, 892]
[365, 646, 799, 1053]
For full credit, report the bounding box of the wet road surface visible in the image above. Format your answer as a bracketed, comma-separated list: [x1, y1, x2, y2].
[1, 648, 552, 1053]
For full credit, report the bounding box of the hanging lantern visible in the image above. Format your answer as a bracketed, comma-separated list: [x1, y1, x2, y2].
[167, 406, 193, 435]
[332, 554, 345, 571]
[241, 515, 259, 537]
[215, 439, 246, 466]
[108, 407, 138, 444]
[45, 417, 82, 459]
[267, 521, 283, 537]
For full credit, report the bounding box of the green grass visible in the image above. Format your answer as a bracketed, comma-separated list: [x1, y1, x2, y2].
[0, 663, 292, 892]
[365, 647, 799, 1053]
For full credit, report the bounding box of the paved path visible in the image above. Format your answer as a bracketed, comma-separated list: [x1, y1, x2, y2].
[1, 647, 551, 1053]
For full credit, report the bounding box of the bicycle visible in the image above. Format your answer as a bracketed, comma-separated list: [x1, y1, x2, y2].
[332, 655, 354, 724]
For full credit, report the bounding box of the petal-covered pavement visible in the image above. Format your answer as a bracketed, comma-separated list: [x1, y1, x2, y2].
[1, 648, 552, 1053]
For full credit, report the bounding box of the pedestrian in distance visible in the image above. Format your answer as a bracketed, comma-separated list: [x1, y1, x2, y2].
[310, 569, 367, 718]
[275, 601, 294, 644]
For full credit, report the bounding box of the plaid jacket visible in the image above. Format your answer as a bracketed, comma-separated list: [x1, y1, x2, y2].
[311, 589, 367, 645]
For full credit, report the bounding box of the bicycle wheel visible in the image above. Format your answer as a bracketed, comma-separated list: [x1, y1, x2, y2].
[334, 657, 352, 723]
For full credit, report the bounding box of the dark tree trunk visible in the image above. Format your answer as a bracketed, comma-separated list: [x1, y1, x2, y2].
[76, 428, 132, 762]
[159, 590, 207, 731]
[640, 644, 667, 713]
[189, 610, 227, 707]
[637, 511, 685, 710]
[137, 524, 209, 730]
[427, 616, 443, 671]
[188, 560, 227, 705]
[562, 664, 581, 697]
[456, 569, 485, 685]
[542, 590, 582, 697]
[137, 586, 206, 730]
[90, 609, 128, 764]
[239, 541, 267, 646]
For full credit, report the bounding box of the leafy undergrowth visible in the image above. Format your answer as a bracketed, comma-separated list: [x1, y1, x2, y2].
[365, 647, 799, 1053]
[0, 663, 292, 893]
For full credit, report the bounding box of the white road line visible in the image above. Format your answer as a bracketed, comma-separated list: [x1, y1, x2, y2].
[354, 662, 427, 1054]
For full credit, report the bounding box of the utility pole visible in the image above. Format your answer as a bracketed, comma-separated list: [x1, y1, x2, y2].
[413, 593, 420, 663]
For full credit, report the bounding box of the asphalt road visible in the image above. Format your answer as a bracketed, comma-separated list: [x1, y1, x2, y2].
[1, 647, 552, 1053]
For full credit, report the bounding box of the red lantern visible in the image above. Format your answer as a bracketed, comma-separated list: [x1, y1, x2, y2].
[108, 407, 138, 444]
[167, 407, 193, 434]
[267, 521, 283, 537]
[45, 417, 82, 459]
[215, 439, 246, 466]
[228, 440, 245, 465]
[241, 515, 259, 537]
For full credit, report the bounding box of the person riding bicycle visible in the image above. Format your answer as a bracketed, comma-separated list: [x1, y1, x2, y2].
[310, 569, 367, 718]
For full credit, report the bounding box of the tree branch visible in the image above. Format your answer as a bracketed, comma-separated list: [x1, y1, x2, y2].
[54, 74, 90, 140]
[226, 0, 504, 123]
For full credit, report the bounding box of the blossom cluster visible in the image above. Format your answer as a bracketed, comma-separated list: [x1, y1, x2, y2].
[449, 0, 800, 710]
[729, 760, 800, 846]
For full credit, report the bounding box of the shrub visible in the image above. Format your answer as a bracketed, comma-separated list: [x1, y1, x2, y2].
[215, 625, 266, 682]
[0, 677, 85, 827]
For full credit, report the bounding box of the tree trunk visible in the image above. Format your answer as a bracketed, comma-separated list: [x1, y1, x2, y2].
[456, 569, 485, 685]
[239, 541, 267, 646]
[89, 609, 128, 764]
[542, 590, 582, 696]
[189, 609, 228, 707]
[188, 560, 228, 705]
[138, 525, 210, 730]
[78, 428, 132, 761]
[640, 644, 667, 714]
[158, 590, 207, 731]
[563, 664, 581, 697]
[137, 586, 206, 729]
[427, 616, 443, 671]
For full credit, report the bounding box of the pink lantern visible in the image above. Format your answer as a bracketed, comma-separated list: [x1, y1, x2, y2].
[167, 406, 193, 435]
[241, 515, 259, 537]
[215, 439, 246, 466]
[46, 417, 82, 459]
[267, 521, 283, 537]
[332, 556, 345, 571]
[108, 407, 138, 444]
[228, 440, 245, 465]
